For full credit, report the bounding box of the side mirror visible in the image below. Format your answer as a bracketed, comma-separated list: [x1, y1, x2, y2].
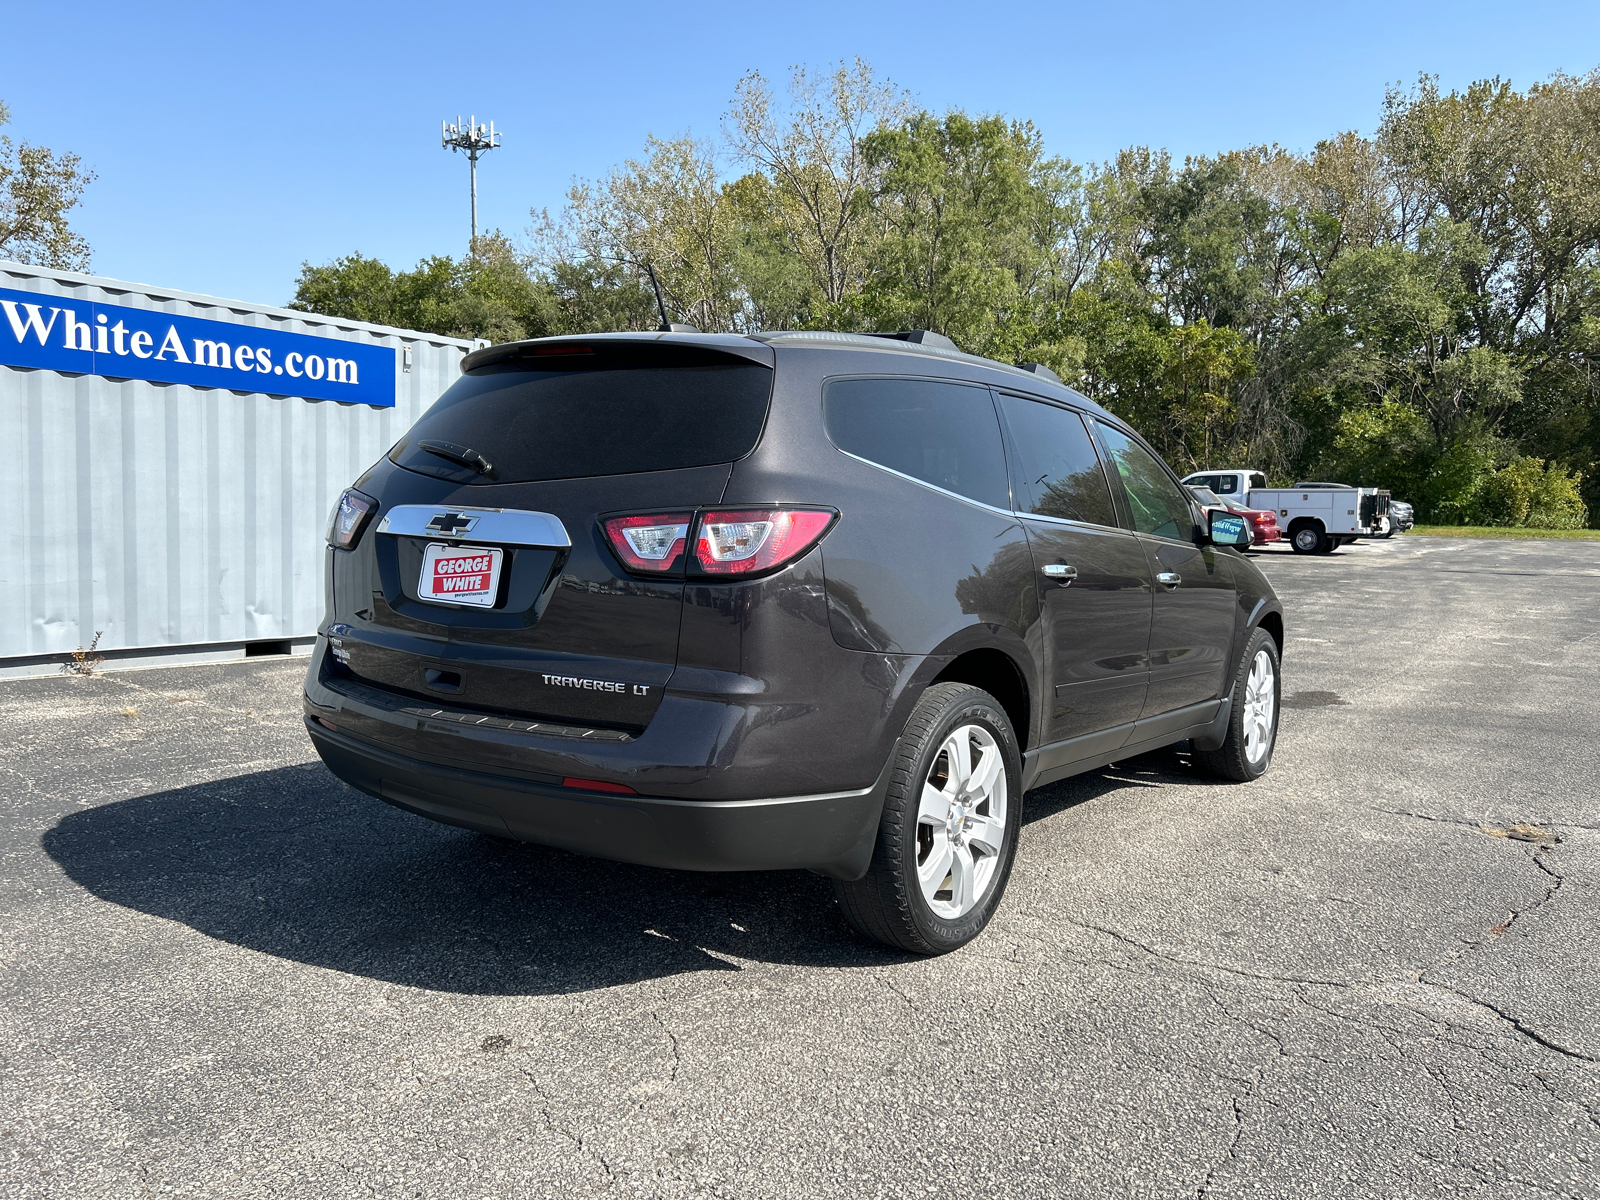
[1207, 509, 1253, 547]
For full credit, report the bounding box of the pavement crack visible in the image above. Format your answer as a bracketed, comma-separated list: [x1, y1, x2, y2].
[519, 1067, 618, 1183]
[1195, 1074, 1255, 1198]
[1064, 919, 1351, 987]
[1421, 983, 1597, 1064]
[651, 1005, 682, 1084]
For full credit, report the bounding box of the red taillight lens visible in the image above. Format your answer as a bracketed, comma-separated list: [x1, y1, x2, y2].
[562, 777, 638, 794]
[691, 508, 836, 576]
[602, 512, 692, 574]
[326, 488, 377, 550]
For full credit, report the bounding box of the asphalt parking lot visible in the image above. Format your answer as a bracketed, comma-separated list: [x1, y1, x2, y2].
[3, 535, 1598, 1199]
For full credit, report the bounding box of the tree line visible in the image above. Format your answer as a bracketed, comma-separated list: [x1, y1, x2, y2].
[302, 62, 1597, 526]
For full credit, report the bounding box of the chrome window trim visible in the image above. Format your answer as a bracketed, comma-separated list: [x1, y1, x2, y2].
[1016, 510, 1137, 536]
[376, 505, 571, 548]
[831, 448, 1019, 519]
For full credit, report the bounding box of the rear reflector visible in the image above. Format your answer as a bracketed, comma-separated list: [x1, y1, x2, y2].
[692, 508, 836, 576]
[562, 777, 638, 795]
[602, 512, 692, 574]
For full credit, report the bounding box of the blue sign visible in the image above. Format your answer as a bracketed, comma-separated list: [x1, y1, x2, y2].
[0, 285, 396, 407]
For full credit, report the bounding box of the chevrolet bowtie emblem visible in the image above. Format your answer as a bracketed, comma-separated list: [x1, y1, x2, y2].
[426, 511, 478, 536]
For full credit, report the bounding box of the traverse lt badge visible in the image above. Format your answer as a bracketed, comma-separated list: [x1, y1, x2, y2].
[543, 674, 650, 696]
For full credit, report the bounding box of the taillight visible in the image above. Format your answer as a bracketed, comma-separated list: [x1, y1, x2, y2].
[691, 508, 836, 576]
[326, 488, 377, 550]
[602, 512, 692, 574]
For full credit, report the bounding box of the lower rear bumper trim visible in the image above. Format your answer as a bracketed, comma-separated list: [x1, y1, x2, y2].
[306, 719, 890, 880]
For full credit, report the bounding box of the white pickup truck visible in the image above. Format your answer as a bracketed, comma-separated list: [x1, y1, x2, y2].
[1181, 470, 1392, 554]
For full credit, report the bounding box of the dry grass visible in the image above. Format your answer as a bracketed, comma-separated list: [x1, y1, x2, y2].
[1408, 525, 1600, 541]
[119, 706, 139, 719]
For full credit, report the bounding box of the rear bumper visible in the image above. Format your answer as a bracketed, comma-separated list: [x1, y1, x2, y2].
[305, 717, 889, 880]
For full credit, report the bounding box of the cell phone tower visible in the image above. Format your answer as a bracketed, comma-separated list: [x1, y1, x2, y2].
[441, 116, 501, 246]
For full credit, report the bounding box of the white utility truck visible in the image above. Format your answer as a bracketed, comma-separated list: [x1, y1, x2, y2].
[1181, 470, 1391, 554]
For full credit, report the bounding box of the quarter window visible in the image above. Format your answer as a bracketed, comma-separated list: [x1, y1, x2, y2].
[996, 394, 1117, 526]
[823, 378, 1010, 509]
[1094, 422, 1195, 541]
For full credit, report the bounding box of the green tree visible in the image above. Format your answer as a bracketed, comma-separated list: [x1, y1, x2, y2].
[288, 233, 557, 343]
[0, 100, 95, 270]
[724, 59, 910, 327]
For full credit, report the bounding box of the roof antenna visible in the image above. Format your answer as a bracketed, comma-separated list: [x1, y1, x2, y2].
[645, 264, 673, 332]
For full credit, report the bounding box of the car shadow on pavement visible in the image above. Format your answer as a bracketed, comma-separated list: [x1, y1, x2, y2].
[42, 749, 1207, 996]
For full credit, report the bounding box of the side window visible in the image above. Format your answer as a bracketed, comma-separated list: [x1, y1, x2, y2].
[995, 393, 1117, 527]
[1249, 473, 1269, 490]
[1212, 474, 1238, 495]
[823, 378, 1009, 509]
[1094, 422, 1195, 541]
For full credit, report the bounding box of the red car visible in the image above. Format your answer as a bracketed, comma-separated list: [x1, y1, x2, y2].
[1188, 486, 1280, 545]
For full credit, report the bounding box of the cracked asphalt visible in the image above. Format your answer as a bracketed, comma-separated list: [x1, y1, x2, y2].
[2, 534, 1598, 1198]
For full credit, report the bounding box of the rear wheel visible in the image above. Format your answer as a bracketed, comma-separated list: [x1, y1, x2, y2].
[1196, 628, 1280, 782]
[1290, 522, 1327, 554]
[833, 683, 1022, 954]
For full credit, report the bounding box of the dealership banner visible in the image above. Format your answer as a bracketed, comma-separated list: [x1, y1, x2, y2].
[0, 284, 396, 407]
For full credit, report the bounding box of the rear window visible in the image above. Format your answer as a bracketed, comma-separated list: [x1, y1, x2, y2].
[390, 345, 772, 484]
[823, 378, 1009, 509]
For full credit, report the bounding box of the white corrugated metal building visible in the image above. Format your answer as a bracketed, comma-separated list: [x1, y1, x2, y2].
[0, 262, 475, 676]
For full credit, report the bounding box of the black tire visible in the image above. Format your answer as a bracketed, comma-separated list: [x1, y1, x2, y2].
[1290, 522, 1326, 554]
[832, 683, 1023, 955]
[1195, 628, 1281, 782]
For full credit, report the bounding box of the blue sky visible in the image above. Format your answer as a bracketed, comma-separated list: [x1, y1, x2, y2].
[5, 0, 1598, 306]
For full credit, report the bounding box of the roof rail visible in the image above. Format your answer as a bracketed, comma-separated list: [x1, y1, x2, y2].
[860, 329, 961, 353]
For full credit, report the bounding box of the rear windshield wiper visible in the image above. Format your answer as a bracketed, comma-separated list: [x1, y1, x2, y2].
[417, 439, 495, 477]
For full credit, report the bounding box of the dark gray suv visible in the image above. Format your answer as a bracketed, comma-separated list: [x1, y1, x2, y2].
[306, 330, 1284, 953]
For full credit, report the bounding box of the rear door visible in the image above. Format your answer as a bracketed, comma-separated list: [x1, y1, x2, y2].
[327, 340, 773, 730]
[994, 392, 1152, 753]
[1091, 421, 1236, 721]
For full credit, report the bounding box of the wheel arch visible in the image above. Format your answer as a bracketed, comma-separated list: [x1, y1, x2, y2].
[1256, 609, 1284, 656]
[930, 647, 1032, 752]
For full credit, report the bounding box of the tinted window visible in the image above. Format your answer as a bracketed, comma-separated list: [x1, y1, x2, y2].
[997, 394, 1117, 526]
[1211, 474, 1239, 494]
[1094, 422, 1195, 540]
[1250, 473, 1268, 490]
[824, 378, 1009, 509]
[390, 346, 772, 484]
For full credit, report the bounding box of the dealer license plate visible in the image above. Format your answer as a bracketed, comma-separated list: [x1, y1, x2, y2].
[418, 542, 503, 608]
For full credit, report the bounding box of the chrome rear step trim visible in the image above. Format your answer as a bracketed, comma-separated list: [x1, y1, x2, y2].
[377, 505, 571, 548]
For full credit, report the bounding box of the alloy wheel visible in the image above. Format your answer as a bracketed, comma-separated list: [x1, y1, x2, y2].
[915, 724, 1008, 919]
[1243, 649, 1277, 764]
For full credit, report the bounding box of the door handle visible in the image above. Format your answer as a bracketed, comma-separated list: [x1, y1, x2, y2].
[1157, 571, 1181, 587]
[1042, 563, 1078, 582]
